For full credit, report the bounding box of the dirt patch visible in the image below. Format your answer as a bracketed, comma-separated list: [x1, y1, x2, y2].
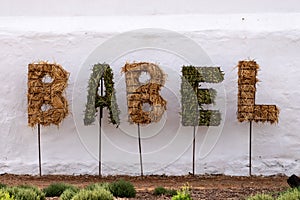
[0, 174, 289, 199]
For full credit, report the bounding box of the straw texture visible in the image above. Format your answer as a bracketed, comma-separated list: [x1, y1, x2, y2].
[122, 62, 166, 124]
[237, 60, 279, 123]
[28, 61, 69, 127]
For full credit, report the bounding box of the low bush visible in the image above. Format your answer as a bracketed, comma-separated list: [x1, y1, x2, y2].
[154, 186, 167, 196]
[0, 184, 7, 189]
[246, 193, 274, 200]
[154, 186, 177, 196]
[5, 187, 43, 200]
[246, 187, 300, 200]
[85, 182, 110, 191]
[172, 192, 192, 200]
[277, 188, 300, 200]
[171, 184, 192, 200]
[60, 188, 78, 200]
[0, 190, 13, 200]
[42, 183, 78, 197]
[72, 188, 113, 200]
[109, 179, 136, 198]
[16, 185, 45, 200]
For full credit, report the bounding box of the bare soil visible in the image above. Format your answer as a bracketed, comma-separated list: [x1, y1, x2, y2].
[0, 173, 289, 199]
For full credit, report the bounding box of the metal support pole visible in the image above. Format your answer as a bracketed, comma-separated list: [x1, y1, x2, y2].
[192, 125, 196, 176]
[138, 124, 143, 176]
[38, 124, 42, 176]
[192, 82, 198, 176]
[249, 121, 252, 176]
[99, 77, 104, 176]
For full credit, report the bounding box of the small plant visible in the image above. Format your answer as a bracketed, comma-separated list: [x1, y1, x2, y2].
[277, 188, 300, 200]
[246, 193, 274, 200]
[85, 182, 110, 191]
[16, 185, 45, 200]
[154, 186, 167, 196]
[154, 186, 177, 196]
[5, 187, 42, 200]
[0, 190, 13, 200]
[109, 179, 136, 198]
[171, 184, 192, 200]
[60, 188, 78, 200]
[0, 184, 7, 189]
[72, 188, 113, 200]
[42, 183, 78, 197]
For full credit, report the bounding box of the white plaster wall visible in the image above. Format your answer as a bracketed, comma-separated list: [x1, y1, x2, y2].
[0, 0, 300, 16]
[0, 7, 300, 176]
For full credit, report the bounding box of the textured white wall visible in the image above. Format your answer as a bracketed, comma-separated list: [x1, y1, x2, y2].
[0, 11, 300, 176]
[0, 0, 300, 16]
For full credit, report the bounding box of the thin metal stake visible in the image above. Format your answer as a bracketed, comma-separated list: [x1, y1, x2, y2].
[38, 124, 42, 176]
[138, 124, 143, 176]
[98, 109, 102, 177]
[99, 77, 104, 177]
[192, 126, 196, 176]
[249, 121, 252, 176]
[192, 82, 198, 176]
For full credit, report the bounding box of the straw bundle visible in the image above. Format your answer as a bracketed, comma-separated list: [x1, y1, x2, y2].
[253, 105, 279, 124]
[181, 66, 224, 126]
[237, 60, 279, 123]
[84, 63, 120, 126]
[28, 61, 69, 127]
[122, 62, 167, 124]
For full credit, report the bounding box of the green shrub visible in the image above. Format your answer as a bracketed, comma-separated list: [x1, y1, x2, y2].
[60, 188, 78, 200]
[168, 189, 178, 196]
[16, 185, 45, 200]
[42, 183, 78, 197]
[85, 182, 110, 191]
[5, 187, 43, 200]
[109, 179, 136, 198]
[172, 192, 192, 200]
[154, 186, 167, 196]
[246, 193, 274, 200]
[277, 188, 300, 200]
[154, 186, 177, 196]
[0, 184, 7, 189]
[171, 184, 192, 200]
[0, 190, 14, 200]
[72, 188, 113, 200]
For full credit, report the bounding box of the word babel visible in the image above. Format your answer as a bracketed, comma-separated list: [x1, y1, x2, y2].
[181, 66, 224, 126]
[237, 60, 279, 123]
[28, 62, 69, 127]
[84, 63, 120, 126]
[122, 62, 167, 124]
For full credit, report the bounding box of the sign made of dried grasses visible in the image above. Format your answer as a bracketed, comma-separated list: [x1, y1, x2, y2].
[84, 63, 120, 126]
[28, 62, 69, 127]
[122, 62, 166, 124]
[237, 60, 279, 124]
[181, 66, 224, 126]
